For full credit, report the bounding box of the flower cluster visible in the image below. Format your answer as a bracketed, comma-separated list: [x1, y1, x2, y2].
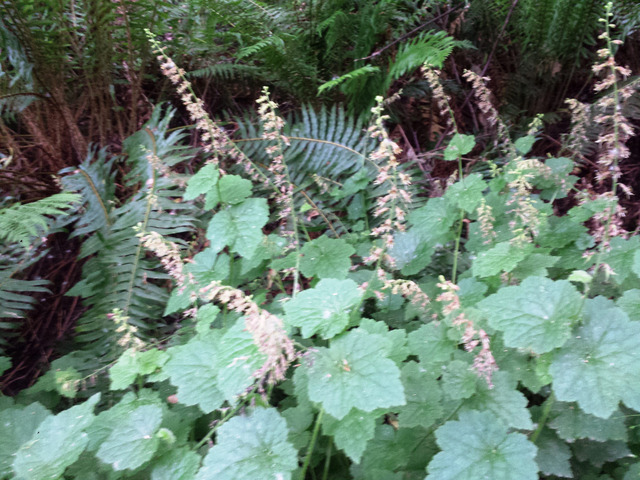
[145, 29, 256, 175]
[138, 222, 296, 385]
[476, 199, 497, 245]
[365, 96, 412, 265]
[381, 276, 430, 309]
[463, 69, 513, 154]
[423, 66, 454, 132]
[108, 308, 145, 350]
[578, 189, 628, 248]
[564, 99, 591, 156]
[436, 277, 497, 387]
[137, 229, 193, 293]
[200, 282, 296, 385]
[591, 5, 635, 186]
[256, 87, 293, 221]
[505, 159, 551, 244]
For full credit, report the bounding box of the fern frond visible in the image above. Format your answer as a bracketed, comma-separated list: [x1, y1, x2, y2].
[237, 35, 287, 60]
[318, 66, 381, 94]
[64, 107, 197, 358]
[0, 243, 49, 355]
[0, 193, 81, 246]
[388, 31, 457, 80]
[235, 104, 374, 180]
[188, 63, 265, 81]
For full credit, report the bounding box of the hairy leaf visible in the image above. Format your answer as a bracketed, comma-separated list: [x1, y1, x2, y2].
[196, 408, 297, 480]
[550, 299, 640, 418]
[427, 410, 538, 480]
[96, 404, 163, 471]
[284, 278, 361, 339]
[13, 394, 100, 480]
[305, 329, 405, 419]
[478, 276, 581, 353]
[299, 235, 355, 279]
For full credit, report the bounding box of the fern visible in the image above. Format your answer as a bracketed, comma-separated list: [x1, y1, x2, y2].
[188, 63, 265, 82]
[388, 31, 457, 79]
[0, 247, 50, 354]
[317, 66, 381, 95]
[237, 35, 287, 60]
[62, 107, 197, 360]
[0, 193, 80, 246]
[0, 191, 78, 354]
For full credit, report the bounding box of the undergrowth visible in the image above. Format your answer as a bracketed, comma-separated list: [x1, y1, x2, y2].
[3, 4, 640, 479]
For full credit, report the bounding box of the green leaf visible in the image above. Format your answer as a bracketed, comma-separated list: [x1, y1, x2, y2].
[478, 277, 581, 353]
[441, 360, 477, 400]
[214, 320, 265, 401]
[472, 241, 530, 278]
[461, 371, 533, 430]
[409, 197, 457, 240]
[444, 133, 475, 161]
[357, 424, 424, 475]
[13, 394, 100, 480]
[356, 318, 409, 364]
[96, 404, 163, 471]
[217, 175, 252, 205]
[550, 299, 640, 418]
[85, 390, 162, 452]
[548, 402, 627, 442]
[572, 439, 631, 467]
[514, 135, 536, 155]
[625, 463, 640, 480]
[299, 235, 355, 279]
[389, 229, 434, 275]
[206, 198, 268, 258]
[0, 356, 10, 376]
[445, 174, 487, 213]
[163, 337, 225, 413]
[284, 278, 362, 339]
[110, 348, 169, 390]
[110, 349, 138, 390]
[534, 428, 572, 478]
[617, 289, 640, 321]
[151, 447, 200, 480]
[0, 403, 50, 478]
[602, 236, 640, 284]
[195, 408, 297, 480]
[397, 362, 443, 429]
[407, 322, 456, 366]
[184, 164, 220, 200]
[322, 408, 378, 463]
[511, 253, 559, 279]
[633, 250, 640, 278]
[427, 410, 538, 480]
[164, 319, 263, 412]
[305, 329, 405, 419]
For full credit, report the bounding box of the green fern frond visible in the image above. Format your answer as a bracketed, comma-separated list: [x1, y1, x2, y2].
[318, 66, 381, 95]
[63, 107, 197, 358]
[0, 247, 50, 354]
[188, 63, 265, 81]
[0, 193, 81, 246]
[388, 31, 457, 80]
[237, 35, 287, 60]
[60, 149, 116, 238]
[235, 104, 374, 180]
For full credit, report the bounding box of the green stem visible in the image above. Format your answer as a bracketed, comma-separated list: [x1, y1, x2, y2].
[451, 156, 466, 284]
[530, 394, 555, 444]
[300, 408, 324, 480]
[194, 399, 248, 450]
[451, 210, 465, 284]
[321, 440, 332, 480]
